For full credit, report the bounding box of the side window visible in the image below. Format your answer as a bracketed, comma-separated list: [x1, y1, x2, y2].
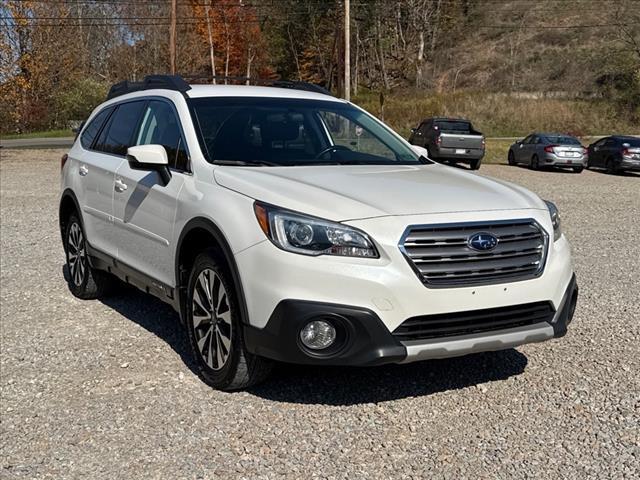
[94, 101, 146, 156]
[522, 135, 533, 144]
[135, 100, 189, 171]
[420, 121, 430, 134]
[80, 107, 113, 149]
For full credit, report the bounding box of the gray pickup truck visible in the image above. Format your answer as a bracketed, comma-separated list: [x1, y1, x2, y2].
[409, 117, 485, 169]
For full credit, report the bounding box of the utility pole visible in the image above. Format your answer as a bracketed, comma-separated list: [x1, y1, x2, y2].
[344, 0, 350, 101]
[170, 0, 177, 74]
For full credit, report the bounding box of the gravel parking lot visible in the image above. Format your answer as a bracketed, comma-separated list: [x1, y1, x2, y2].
[1, 149, 639, 479]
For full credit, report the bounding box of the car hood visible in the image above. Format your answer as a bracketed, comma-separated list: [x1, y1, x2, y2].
[213, 163, 546, 221]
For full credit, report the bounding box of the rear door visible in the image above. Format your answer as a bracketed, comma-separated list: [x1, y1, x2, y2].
[73, 106, 116, 254]
[112, 98, 189, 286]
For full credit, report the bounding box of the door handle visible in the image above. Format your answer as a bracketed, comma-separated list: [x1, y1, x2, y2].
[114, 179, 128, 192]
[79, 165, 88, 176]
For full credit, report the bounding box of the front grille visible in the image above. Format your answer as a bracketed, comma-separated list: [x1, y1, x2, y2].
[392, 301, 554, 341]
[400, 220, 547, 287]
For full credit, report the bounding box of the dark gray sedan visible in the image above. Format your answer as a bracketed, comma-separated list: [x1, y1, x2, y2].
[508, 133, 587, 173]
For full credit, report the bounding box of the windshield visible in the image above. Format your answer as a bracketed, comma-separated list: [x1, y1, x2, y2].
[543, 135, 581, 145]
[190, 97, 423, 166]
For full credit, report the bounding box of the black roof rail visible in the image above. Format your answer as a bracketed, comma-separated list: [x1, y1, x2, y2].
[182, 73, 333, 96]
[268, 80, 332, 96]
[106, 75, 192, 100]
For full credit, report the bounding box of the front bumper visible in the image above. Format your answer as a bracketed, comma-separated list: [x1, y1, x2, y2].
[237, 209, 577, 366]
[244, 275, 578, 365]
[237, 209, 572, 331]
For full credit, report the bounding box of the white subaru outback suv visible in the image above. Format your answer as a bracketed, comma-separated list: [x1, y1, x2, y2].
[60, 75, 578, 390]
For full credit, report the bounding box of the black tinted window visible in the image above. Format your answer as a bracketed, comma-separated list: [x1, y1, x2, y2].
[621, 138, 640, 148]
[434, 121, 471, 134]
[135, 100, 188, 170]
[80, 107, 113, 149]
[94, 101, 145, 155]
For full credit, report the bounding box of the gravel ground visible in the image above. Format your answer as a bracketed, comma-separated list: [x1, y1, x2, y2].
[1, 149, 639, 479]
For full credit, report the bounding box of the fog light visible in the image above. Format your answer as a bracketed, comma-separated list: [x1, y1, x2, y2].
[300, 320, 336, 350]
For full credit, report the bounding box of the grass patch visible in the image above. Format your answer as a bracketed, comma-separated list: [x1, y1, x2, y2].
[484, 139, 513, 164]
[2, 129, 72, 140]
[353, 89, 639, 138]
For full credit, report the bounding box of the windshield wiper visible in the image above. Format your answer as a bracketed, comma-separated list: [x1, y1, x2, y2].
[213, 159, 282, 167]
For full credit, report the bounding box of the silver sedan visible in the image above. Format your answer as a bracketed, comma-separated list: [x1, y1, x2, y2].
[508, 133, 587, 173]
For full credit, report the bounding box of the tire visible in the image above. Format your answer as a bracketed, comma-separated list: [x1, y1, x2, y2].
[426, 146, 435, 161]
[64, 214, 116, 299]
[470, 158, 482, 170]
[606, 158, 618, 175]
[531, 155, 540, 170]
[572, 167, 584, 173]
[508, 150, 516, 166]
[185, 249, 272, 390]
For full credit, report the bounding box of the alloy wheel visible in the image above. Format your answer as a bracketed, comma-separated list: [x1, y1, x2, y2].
[191, 269, 233, 371]
[67, 222, 86, 286]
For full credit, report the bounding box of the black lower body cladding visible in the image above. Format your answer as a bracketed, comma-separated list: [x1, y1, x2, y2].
[244, 275, 578, 366]
[243, 300, 407, 366]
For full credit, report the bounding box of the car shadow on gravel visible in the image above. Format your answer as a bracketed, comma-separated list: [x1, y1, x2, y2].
[63, 266, 197, 371]
[98, 291, 198, 370]
[250, 349, 528, 405]
[65, 266, 529, 405]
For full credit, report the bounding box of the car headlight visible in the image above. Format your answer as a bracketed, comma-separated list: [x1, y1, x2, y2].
[544, 200, 561, 241]
[253, 202, 378, 258]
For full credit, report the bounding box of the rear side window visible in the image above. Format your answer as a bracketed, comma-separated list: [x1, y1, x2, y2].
[135, 100, 189, 171]
[80, 107, 113, 149]
[94, 101, 146, 156]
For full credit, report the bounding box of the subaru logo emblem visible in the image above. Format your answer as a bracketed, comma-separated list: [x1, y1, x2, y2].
[468, 232, 498, 251]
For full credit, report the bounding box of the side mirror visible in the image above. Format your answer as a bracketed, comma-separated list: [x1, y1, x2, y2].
[126, 144, 171, 185]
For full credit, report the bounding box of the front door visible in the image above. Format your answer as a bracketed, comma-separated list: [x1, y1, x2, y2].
[112, 99, 190, 287]
[515, 135, 533, 163]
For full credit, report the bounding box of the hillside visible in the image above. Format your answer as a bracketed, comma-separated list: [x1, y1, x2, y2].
[397, 0, 639, 97]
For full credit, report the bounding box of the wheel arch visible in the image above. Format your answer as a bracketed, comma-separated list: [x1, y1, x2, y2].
[59, 189, 82, 250]
[175, 217, 250, 327]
